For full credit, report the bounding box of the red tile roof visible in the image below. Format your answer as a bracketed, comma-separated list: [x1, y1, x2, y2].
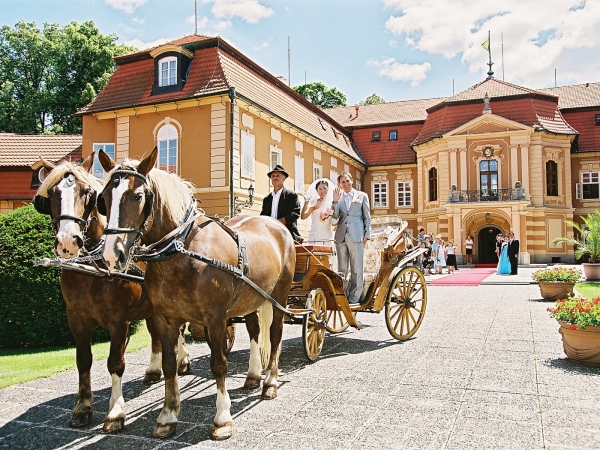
[352, 123, 422, 166]
[561, 109, 600, 151]
[413, 86, 577, 146]
[0, 133, 82, 167]
[539, 82, 600, 110]
[0, 169, 36, 200]
[324, 97, 446, 128]
[79, 37, 361, 163]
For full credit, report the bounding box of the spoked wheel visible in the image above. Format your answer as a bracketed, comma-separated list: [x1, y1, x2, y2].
[326, 309, 351, 333]
[199, 322, 236, 355]
[385, 266, 427, 340]
[303, 288, 327, 361]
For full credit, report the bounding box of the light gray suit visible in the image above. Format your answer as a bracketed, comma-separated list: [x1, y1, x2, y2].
[332, 189, 371, 303]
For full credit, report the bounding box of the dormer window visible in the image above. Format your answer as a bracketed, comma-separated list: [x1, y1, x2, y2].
[150, 45, 193, 95]
[159, 57, 177, 87]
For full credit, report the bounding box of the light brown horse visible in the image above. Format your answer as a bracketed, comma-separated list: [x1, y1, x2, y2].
[97, 147, 295, 440]
[33, 153, 191, 433]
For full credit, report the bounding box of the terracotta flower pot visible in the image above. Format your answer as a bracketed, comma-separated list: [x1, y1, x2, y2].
[538, 281, 576, 300]
[582, 263, 600, 281]
[559, 323, 600, 367]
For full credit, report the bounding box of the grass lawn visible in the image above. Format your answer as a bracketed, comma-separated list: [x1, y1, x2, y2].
[0, 326, 152, 389]
[574, 282, 600, 299]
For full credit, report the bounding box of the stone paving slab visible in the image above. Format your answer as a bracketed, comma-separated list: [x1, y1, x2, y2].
[1, 280, 600, 449]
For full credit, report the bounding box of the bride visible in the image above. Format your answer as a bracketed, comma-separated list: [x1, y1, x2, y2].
[301, 178, 335, 246]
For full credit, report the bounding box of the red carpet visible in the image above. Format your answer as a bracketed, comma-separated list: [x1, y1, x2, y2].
[428, 268, 497, 286]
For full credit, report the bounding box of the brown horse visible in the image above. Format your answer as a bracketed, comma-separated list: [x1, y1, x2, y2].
[97, 147, 295, 440]
[33, 153, 191, 433]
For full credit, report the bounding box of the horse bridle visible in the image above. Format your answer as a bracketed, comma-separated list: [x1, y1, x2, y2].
[99, 168, 154, 239]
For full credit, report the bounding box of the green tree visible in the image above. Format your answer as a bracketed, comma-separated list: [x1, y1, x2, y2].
[0, 20, 136, 134]
[293, 81, 347, 109]
[361, 93, 385, 105]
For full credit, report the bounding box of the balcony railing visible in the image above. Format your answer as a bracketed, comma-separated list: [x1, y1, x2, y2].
[447, 188, 526, 203]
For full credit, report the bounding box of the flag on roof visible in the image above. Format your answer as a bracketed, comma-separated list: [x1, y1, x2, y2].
[482, 36, 490, 53]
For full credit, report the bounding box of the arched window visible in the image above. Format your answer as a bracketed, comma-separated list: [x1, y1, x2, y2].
[546, 160, 558, 196]
[157, 124, 178, 173]
[428, 167, 438, 202]
[158, 56, 177, 87]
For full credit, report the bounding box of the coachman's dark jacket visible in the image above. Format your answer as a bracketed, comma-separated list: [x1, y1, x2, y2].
[260, 187, 301, 242]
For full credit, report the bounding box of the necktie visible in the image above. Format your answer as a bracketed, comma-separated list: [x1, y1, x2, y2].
[345, 193, 351, 209]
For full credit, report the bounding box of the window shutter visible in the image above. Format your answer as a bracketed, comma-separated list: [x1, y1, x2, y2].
[294, 156, 304, 192]
[241, 132, 255, 178]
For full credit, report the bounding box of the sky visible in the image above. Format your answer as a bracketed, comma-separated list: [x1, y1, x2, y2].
[3, 0, 600, 105]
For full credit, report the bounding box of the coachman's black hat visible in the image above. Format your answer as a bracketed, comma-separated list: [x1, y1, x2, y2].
[267, 164, 289, 178]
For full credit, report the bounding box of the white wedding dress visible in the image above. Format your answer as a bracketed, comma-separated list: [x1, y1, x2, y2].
[307, 206, 334, 245]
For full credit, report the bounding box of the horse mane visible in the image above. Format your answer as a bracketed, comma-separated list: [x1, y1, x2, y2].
[107, 159, 195, 224]
[37, 161, 104, 197]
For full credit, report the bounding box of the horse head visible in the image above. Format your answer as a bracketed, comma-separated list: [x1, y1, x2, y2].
[98, 148, 157, 272]
[33, 152, 102, 258]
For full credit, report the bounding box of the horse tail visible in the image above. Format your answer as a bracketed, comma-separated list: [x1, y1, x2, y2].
[257, 300, 276, 370]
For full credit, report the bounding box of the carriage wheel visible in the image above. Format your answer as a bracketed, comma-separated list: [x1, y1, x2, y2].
[201, 322, 236, 356]
[325, 309, 351, 333]
[302, 288, 327, 361]
[385, 266, 427, 340]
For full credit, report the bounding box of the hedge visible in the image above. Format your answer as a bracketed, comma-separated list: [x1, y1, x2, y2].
[0, 205, 139, 348]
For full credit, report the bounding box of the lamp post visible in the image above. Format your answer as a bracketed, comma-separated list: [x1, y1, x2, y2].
[234, 183, 254, 215]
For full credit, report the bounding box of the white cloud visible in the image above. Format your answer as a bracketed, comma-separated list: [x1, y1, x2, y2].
[369, 58, 431, 86]
[389, 39, 397, 47]
[124, 37, 168, 50]
[105, 0, 147, 14]
[204, 0, 274, 24]
[382, 0, 600, 86]
[132, 17, 145, 24]
[186, 14, 211, 31]
[253, 41, 270, 51]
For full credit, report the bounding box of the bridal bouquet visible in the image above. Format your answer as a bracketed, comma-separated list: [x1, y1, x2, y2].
[320, 208, 334, 221]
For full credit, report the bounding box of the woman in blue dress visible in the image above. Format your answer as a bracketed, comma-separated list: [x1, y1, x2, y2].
[497, 234, 512, 275]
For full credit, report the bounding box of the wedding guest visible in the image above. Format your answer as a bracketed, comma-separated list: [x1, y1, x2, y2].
[497, 235, 511, 275]
[445, 239, 457, 274]
[464, 234, 474, 265]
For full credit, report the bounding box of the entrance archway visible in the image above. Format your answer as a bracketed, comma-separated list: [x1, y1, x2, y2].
[477, 226, 502, 264]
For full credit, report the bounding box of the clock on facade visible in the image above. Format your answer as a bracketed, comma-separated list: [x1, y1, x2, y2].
[484, 147, 493, 157]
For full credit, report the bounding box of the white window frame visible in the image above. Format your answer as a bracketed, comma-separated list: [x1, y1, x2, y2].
[313, 163, 322, 182]
[158, 56, 177, 87]
[240, 131, 255, 179]
[396, 181, 412, 207]
[157, 124, 178, 174]
[269, 146, 282, 171]
[92, 143, 115, 179]
[294, 155, 304, 192]
[329, 169, 339, 186]
[372, 182, 388, 208]
[580, 171, 600, 200]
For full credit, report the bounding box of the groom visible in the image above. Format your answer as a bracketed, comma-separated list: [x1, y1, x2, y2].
[332, 172, 371, 304]
[508, 231, 520, 275]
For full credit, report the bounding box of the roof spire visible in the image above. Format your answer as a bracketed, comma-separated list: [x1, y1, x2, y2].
[483, 93, 492, 114]
[481, 30, 494, 79]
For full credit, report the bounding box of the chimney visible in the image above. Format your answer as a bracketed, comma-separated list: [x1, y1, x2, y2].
[355, 105, 359, 118]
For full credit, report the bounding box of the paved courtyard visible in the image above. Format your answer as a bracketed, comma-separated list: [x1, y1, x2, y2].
[1, 268, 599, 449]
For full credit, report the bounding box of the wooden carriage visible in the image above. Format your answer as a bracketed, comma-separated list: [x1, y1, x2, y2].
[286, 221, 428, 360]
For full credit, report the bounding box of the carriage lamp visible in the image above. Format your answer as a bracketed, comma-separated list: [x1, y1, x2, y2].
[234, 183, 254, 215]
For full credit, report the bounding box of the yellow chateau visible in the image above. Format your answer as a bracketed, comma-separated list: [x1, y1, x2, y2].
[77, 35, 600, 265]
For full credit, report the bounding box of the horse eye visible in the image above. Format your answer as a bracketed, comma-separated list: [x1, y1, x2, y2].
[134, 193, 143, 203]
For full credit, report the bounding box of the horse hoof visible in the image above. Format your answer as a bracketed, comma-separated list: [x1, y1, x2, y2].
[152, 422, 177, 439]
[69, 411, 93, 428]
[243, 375, 261, 389]
[177, 361, 192, 376]
[143, 372, 162, 385]
[261, 385, 277, 399]
[211, 422, 232, 440]
[103, 417, 124, 433]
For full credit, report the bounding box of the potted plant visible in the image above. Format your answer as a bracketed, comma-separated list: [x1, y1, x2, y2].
[553, 211, 600, 281]
[532, 267, 581, 300]
[547, 296, 600, 366]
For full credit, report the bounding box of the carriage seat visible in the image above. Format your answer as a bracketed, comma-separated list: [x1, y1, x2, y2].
[295, 244, 334, 255]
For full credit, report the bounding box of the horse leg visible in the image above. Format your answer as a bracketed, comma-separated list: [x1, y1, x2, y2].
[143, 317, 163, 385]
[152, 320, 181, 439]
[262, 307, 285, 400]
[68, 316, 94, 428]
[208, 319, 233, 440]
[177, 325, 192, 376]
[103, 323, 129, 433]
[243, 312, 262, 389]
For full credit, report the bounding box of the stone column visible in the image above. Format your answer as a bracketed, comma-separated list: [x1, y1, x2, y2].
[449, 148, 458, 189]
[521, 145, 530, 201]
[510, 145, 518, 188]
[459, 148, 467, 191]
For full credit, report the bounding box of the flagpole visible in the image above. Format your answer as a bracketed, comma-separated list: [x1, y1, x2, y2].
[486, 30, 494, 79]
